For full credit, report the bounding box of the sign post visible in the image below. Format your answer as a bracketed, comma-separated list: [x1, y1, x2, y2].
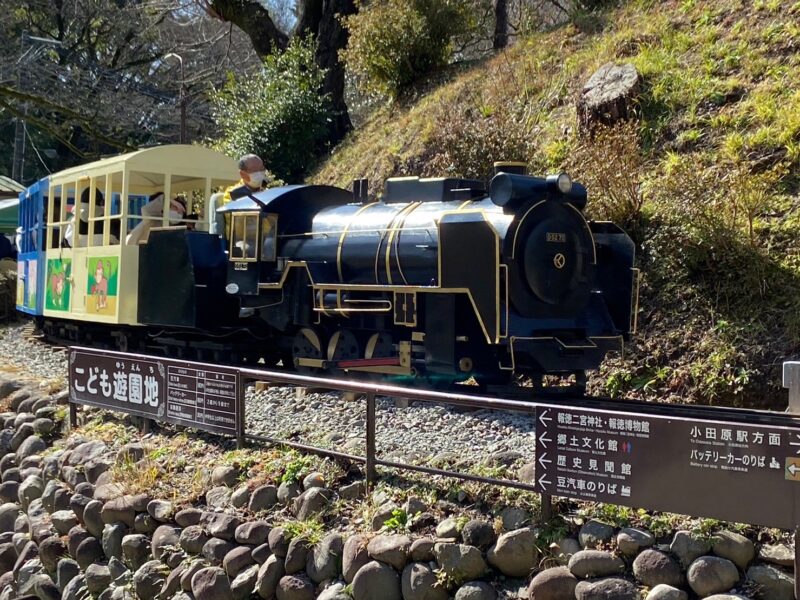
[784, 361, 800, 414]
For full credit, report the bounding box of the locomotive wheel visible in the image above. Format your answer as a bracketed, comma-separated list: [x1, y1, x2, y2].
[364, 332, 393, 359]
[292, 327, 324, 374]
[115, 333, 129, 353]
[327, 330, 360, 368]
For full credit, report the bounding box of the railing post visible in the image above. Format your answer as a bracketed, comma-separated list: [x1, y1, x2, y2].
[366, 392, 376, 490]
[541, 494, 553, 521]
[236, 373, 246, 449]
[68, 402, 77, 430]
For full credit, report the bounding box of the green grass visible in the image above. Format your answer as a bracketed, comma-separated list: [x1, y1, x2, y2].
[281, 517, 326, 545]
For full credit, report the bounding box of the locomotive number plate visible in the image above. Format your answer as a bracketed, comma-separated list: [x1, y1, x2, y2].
[546, 232, 566, 242]
[234, 262, 249, 271]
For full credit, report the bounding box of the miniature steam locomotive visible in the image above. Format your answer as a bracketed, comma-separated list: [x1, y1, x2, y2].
[142, 162, 637, 387]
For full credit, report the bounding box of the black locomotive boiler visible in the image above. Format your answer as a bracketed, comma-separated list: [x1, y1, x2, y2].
[140, 164, 637, 388]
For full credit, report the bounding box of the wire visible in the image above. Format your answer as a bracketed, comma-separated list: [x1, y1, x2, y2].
[24, 121, 51, 174]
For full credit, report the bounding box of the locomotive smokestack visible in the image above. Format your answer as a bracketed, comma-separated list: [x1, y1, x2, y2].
[490, 172, 587, 210]
[493, 161, 528, 176]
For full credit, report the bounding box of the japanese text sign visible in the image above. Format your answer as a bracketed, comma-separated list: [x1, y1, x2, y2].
[69, 347, 241, 437]
[534, 406, 800, 529]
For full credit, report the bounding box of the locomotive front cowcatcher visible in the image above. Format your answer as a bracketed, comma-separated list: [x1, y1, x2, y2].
[219, 165, 637, 387]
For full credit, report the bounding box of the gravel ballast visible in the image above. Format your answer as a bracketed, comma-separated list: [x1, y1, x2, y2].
[1, 321, 537, 471]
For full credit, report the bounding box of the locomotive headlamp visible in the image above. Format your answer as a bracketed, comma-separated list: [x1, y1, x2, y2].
[556, 173, 573, 194]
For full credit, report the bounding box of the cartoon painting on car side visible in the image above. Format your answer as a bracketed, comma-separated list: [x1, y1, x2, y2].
[46, 258, 71, 311]
[27, 261, 37, 309]
[86, 256, 119, 315]
[16, 261, 24, 307]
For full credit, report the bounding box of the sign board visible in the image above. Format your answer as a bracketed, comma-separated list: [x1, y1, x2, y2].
[69, 347, 241, 437]
[534, 406, 800, 529]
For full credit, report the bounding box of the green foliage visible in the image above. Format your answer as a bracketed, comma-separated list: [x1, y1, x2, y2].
[381, 508, 409, 533]
[563, 121, 645, 230]
[53, 406, 68, 423]
[223, 449, 258, 472]
[454, 515, 470, 533]
[687, 322, 753, 402]
[605, 368, 632, 399]
[636, 511, 680, 539]
[211, 37, 332, 183]
[433, 566, 461, 591]
[281, 455, 313, 484]
[586, 504, 633, 528]
[148, 447, 171, 461]
[695, 518, 723, 538]
[605, 366, 672, 399]
[341, 0, 471, 98]
[425, 106, 536, 181]
[281, 518, 325, 545]
[536, 517, 570, 546]
[649, 153, 787, 265]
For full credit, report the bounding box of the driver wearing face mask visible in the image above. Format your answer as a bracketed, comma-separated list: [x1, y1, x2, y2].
[219, 154, 269, 237]
[222, 154, 269, 206]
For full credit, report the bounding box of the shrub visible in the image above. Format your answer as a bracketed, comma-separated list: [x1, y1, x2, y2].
[341, 0, 471, 98]
[650, 152, 786, 257]
[562, 121, 645, 229]
[424, 105, 537, 181]
[211, 38, 332, 183]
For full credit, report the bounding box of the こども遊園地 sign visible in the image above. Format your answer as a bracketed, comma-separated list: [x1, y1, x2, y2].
[534, 405, 800, 529]
[69, 347, 241, 437]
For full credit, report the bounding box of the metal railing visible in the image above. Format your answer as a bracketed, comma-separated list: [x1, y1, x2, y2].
[235, 366, 553, 517]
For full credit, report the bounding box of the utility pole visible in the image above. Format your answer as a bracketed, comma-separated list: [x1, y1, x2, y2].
[164, 53, 186, 144]
[11, 32, 63, 183]
[11, 95, 25, 183]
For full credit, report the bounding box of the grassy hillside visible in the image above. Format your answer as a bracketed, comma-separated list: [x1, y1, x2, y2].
[311, 0, 800, 408]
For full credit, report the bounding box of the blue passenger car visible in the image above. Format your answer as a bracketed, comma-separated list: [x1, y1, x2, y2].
[16, 178, 48, 316]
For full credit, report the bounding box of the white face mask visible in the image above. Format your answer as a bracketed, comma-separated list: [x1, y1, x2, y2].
[247, 170, 266, 187]
[169, 210, 183, 225]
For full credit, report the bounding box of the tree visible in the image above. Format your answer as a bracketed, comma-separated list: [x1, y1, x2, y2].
[494, 0, 509, 49]
[211, 38, 332, 183]
[204, 0, 356, 146]
[0, 0, 259, 182]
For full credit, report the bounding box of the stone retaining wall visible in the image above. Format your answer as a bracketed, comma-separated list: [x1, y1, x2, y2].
[0, 376, 796, 600]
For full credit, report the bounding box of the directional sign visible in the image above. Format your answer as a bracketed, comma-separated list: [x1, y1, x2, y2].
[69, 347, 242, 437]
[534, 406, 800, 529]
